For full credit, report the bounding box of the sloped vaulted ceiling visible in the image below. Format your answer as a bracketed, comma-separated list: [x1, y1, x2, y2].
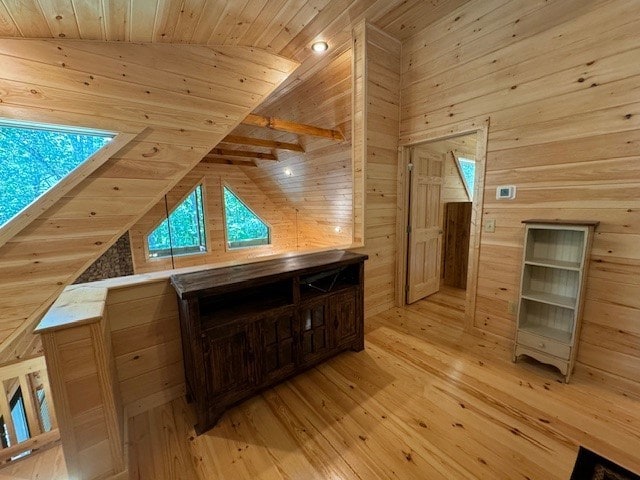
[0, 39, 298, 359]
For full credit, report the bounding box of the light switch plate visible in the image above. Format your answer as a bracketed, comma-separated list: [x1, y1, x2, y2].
[484, 219, 496, 233]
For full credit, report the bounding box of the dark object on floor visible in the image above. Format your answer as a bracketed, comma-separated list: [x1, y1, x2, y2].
[571, 447, 640, 480]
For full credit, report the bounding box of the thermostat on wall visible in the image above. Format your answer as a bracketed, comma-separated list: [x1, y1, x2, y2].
[496, 185, 516, 199]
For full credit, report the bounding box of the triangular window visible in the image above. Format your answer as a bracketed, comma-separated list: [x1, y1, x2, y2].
[147, 184, 207, 258]
[0, 120, 113, 227]
[454, 154, 476, 200]
[223, 186, 270, 249]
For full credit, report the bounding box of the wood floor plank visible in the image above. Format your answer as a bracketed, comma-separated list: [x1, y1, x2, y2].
[5, 296, 639, 479]
[125, 298, 640, 478]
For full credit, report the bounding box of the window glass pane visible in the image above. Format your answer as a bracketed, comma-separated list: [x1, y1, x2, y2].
[147, 184, 207, 258]
[456, 156, 476, 200]
[223, 186, 270, 249]
[11, 389, 29, 444]
[0, 121, 113, 227]
[36, 389, 52, 433]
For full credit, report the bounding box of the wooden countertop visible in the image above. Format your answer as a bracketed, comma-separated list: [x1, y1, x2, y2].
[171, 250, 368, 300]
[34, 284, 108, 333]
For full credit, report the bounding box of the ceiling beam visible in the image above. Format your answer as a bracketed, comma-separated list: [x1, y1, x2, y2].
[206, 148, 278, 161]
[201, 158, 258, 167]
[242, 114, 345, 141]
[221, 134, 305, 153]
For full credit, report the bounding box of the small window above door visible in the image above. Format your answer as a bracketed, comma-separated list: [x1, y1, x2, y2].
[453, 154, 476, 200]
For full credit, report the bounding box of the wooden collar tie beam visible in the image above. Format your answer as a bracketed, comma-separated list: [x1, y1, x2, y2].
[205, 148, 278, 161]
[242, 114, 345, 141]
[222, 134, 305, 152]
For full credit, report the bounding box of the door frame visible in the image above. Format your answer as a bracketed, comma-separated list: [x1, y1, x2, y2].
[395, 118, 489, 331]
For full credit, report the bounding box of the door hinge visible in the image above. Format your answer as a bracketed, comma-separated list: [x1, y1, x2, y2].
[407, 163, 414, 172]
[407, 225, 412, 234]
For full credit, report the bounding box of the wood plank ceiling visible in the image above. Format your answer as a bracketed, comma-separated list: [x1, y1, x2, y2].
[0, 0, 469, 102]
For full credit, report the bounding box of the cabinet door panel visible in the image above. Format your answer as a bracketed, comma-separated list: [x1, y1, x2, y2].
[261, 310, 297, 382]
[204, 327, 256, 400]
[331, 290, 358, 347]
[299, 300, 332, 364]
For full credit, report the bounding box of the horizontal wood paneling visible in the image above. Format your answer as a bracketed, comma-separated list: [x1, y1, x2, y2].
[105, 280, 184, 414]
[352, 23, 401, 317]
[232, 49, 355, 251]
[40, 317, 124, 479]
[0, 39, 297, 361]
[401, 0, 640, 383]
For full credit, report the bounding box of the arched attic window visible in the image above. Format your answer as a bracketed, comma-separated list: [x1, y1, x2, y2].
[0, 119, 114, 228]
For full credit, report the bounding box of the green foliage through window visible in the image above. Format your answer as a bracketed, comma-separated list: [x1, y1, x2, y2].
[147, 185, 207, 258]
[455, 156, 476, 200]
[0, 120, 113, 227]
[223, 186, 270, 249]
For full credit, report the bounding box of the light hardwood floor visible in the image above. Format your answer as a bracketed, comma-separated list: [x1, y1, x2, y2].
[0, 444, 67, 480]
[127, 297, 640, 479]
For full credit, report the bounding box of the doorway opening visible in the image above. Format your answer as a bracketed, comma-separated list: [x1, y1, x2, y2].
[396, 121, 489, 330]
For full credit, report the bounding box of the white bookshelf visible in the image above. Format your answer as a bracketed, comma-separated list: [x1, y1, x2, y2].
[513, 220, 598, 382]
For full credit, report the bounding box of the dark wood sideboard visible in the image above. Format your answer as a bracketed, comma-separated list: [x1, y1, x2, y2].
[170, 250, 368, 434]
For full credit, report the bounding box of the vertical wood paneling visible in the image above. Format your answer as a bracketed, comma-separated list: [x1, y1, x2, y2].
[401, 0, 640, 384]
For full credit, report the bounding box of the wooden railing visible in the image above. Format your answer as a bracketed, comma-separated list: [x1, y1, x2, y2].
[0, 355, 59, 463]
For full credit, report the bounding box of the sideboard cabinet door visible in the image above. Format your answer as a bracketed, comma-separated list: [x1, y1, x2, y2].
[259, 308, 297, 384]
[331, 289, 359, 348]
[299, 298, 333, 366]
[204, 324, 258, 404]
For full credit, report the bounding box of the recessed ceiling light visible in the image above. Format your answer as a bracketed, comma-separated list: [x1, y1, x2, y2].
[311, 41, 328, 53]
[334, 226, 342, 233]
[284, 168, 293, 176]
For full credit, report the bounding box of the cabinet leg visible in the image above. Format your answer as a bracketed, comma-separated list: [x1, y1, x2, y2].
[195, 409, 224, 436]
[351, 338, 365, 352]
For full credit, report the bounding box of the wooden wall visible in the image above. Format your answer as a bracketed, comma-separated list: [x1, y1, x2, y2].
[129, 162, 297, 273]
[400, 0, 640, 384]
[0, 39, 297, 361]
[40, 303, 125, 480]
[235, 49, 355, 250]
[105, 280, 183, 416]
[353, 23, 401, 317]
[126, 48, 356, 275]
